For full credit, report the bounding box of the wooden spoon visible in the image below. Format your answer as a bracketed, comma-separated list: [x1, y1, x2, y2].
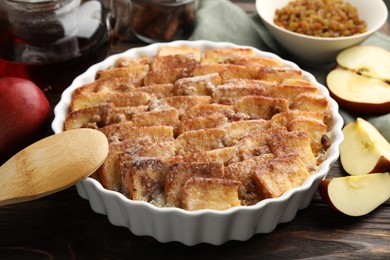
[0, 128, 108, 207]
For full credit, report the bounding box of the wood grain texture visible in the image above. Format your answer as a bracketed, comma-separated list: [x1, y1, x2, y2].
[0, 129, 108, 206]
[0, 1, 389, 258]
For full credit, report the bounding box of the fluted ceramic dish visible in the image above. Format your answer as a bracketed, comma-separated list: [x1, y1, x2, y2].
[52, 40, 344, 246]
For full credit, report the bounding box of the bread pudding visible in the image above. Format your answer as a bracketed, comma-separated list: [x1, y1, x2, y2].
[64, 46, 333, 211]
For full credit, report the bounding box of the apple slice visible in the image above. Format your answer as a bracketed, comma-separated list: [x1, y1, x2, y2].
[327, 45, 390, 115]
[336, 45, 390, 82]
[319, 173, 390, 217]
[326, 68, 390, 114]
[340, 118, 390, 176]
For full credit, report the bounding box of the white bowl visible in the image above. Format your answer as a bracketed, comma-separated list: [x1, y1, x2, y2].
[52, 40, 344, 245]
[256, 0, 388, 66]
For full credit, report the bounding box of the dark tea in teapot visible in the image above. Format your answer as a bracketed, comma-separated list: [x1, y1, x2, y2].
[0, 0, 130, 90]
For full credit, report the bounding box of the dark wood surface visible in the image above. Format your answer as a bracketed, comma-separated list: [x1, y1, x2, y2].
[1, 1, 389, 259]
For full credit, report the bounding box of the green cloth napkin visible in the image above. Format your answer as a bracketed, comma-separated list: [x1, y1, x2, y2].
[190, 0, 390, 141]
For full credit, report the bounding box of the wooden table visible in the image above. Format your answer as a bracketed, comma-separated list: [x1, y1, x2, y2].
[1, 1, 389, 259]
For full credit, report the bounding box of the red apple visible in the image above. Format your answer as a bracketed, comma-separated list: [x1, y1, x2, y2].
[0, 77, 51, 163]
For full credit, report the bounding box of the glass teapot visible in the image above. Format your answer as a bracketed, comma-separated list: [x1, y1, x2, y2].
[0, 0, 131, 90]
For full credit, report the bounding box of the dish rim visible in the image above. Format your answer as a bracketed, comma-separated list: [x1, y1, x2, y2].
[52, 39, 344, 216]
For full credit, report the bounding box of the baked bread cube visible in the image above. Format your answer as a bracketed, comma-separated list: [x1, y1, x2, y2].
[92, 141, 128, 191]
[177, 113, 228, 135]
[150, 54, 198, 75]
[120, 156, 167, 206]
[113, 57, 151, 68]
[144, 46, 201, 85]
[163, 96, 211, 117]
[281, 78, 318, 87]
[236, 130, 272, 160]
[105, 106, 150, 126]
[100, 124, 174, 143]
[133, 84, 175, 99]
[192, 63, 231, 76]
[130, 108, 180, 129]
[290, 93, 329, 113]
[143, 141, 177, 158]
[122, 125, 174, 143]
[235, 96, 289, 120]
[193, 64, 260, 83]
[184, 103, 238, 120]
[267, 84, 318, 102]
[224, 119, 270, 146]
[165, 162, 225, 207]
[187, 146, 240, 166]
[102, 139, 175, 193]
[267, 129, 317, 172]
[218, 64, 260, 82]
[95, 136, 176, 193]
[70, 91, 151, 112]
[156, 46, 201, 61]
[181, 177, 241, 211]
[270, 111, 325, 128]
[227, 154, 275, 205]
[254, 154, 310, 198]
[175, 128, 226, 155]
[201, 48, 255, 64]
[229, 56, 283, 67]
[287, 117, 328, 156]
[64, 103, 112, 130]
[174, 73, 222, 96]
[142, 69, 184, 86]
[257, 67, 302, 83]
[65, 103, 152, 130]
[95, 65, 149, 81]
[210, 81, 267, 105]
[72, 77, 138, 97]
[226, 78, 277, 87]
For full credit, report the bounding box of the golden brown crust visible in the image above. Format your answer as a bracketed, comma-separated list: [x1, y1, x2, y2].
[95, 65, 149, 83]
[257, 67, 302, 83]
[174, 73, 222, 96]
[267, 128, 317, 172]
[235, 96, 289, 120]
[165, 162, 225, 207]
[64, 46, 333, 210]
[290, 93, 329, 112]
[175, 128, 226, 155]
[182, 177, 241, 211]
[225, 154, 275, 205]
[254, 154, 310, 198]
[120, 156, 167, 205]
[70, 91, 151, 112]
[201, 48, 256, 64]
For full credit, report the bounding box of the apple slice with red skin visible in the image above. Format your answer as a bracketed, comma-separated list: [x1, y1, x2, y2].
[326, 45, 390, 115]
[327, 68, 390, 114]
[340, 118, 390, 176]
[0, 77, 51, 163]
[336, 45, 390, 82]
[319, 173, 390, 217]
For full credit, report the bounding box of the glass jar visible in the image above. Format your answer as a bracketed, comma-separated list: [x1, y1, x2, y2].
[131, 0, 196, 43]
[0, 0, 131, 90]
